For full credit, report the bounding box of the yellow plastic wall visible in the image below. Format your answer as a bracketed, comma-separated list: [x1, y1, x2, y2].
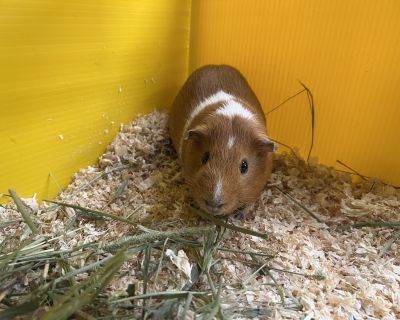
[0, 1, 191, 200]
[190, 0, 400, 185]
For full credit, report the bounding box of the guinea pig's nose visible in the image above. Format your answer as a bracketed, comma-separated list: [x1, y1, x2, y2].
[204, 199, 225, 211]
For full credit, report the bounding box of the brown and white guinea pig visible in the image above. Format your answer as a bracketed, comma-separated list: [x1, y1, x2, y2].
[169, 65, 276, 216]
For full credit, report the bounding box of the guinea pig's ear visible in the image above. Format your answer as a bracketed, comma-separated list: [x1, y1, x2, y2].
[185, 125, 208, 144]
[254, 135, 277, 153]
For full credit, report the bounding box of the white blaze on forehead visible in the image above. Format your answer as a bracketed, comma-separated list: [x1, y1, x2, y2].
[215, 100, 254, 120]
[214, 177, 223, 202]
[179, 90, 234, 157]
[227, 136, 235, 149]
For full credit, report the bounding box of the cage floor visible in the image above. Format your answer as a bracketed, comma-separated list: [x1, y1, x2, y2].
[1, 111, 399, 319]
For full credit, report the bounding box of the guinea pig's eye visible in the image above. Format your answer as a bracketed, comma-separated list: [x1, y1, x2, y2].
[240, 159, 248, 174]
[202, 151, 210, 165]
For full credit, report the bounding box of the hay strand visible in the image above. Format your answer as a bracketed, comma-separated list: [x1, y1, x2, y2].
[189, 206, 269, 240]
[8, 189, 38, 235]
[45, 200, 137, 227]
[273, 186, 322, 223]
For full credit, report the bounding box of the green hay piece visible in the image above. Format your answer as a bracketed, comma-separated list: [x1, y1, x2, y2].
[9, 189, 38, 235]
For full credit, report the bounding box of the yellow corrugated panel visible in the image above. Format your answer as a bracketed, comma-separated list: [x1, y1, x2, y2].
[0, 0, 191, 200]
[190, 0, 400, 185]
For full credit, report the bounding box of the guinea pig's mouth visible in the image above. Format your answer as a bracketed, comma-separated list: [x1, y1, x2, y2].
[194, 197, 237, 216]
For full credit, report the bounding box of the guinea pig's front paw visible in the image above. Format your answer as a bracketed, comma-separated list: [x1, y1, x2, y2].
[232, 205, 254, 220]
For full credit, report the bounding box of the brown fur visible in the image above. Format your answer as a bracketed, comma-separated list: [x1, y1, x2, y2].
[169, 65, 274, 216]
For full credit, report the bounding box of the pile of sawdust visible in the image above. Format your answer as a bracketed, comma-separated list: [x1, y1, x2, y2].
[1, 111, 399, 319]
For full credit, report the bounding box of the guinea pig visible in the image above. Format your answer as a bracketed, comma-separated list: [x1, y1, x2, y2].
[169, 64, 276, 216]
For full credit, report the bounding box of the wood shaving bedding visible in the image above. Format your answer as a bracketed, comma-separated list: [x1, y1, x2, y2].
[1, 110, 399, 319]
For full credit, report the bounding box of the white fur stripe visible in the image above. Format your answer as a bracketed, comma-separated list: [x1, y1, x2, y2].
[227, 136, 235, 149]
[214, 177, 222, 202]
[216, 100, 254, 120]
[178, 90, 234, 157]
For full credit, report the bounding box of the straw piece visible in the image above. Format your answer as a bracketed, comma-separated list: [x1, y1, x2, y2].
[265, 89, 306, 115]
[0, 299, 40, 319]
[189, 206, 269, 240]
[41, 250, 127, 320]
[104, 225, 214, 252]
[298, 81, 315, 162]
[273, 186, 323, 223]
[344, 221, 400, 229]
[141, 246, 151, 320]
[45, 200, 137, 227]
[111, 291, 207, 304]
[379, 230, 400, 257]
[8, 190, 38, 235]
[182, 292, 193, 320]
[336, 160, 368, 181]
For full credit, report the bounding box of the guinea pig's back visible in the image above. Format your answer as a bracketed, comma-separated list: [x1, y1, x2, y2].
[169, 65, 265, 152]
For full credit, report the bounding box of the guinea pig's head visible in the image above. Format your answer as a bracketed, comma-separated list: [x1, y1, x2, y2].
[182, 111, 275, 216]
